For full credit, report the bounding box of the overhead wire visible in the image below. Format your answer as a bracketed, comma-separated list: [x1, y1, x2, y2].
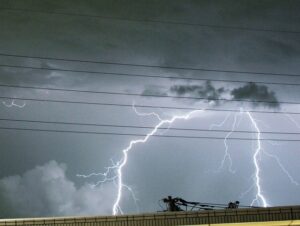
[0, 53, 300, 78]
[1, 117, 300, 135]
[0, 8, 299, 141]
[0, 126, 299, 142]
[1, 63, 300, 87]
[0, 7, 299, 34]
[0, 83, 297, 105]
[1, 95, 300, 115]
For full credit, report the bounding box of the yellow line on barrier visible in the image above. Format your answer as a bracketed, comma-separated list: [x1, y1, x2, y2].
[185, 220, 300, 226]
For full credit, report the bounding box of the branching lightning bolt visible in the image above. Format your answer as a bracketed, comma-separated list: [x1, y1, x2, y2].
[77, 159, 119, 188]
[216, 112, 242, 173]
[78, 106, 206, 215]
[209, 113, 231, 130]
[78, 105, 299, 214]
[285, 114, 300, 130]
[240, 112, 298, 206]
[213, 110, 268, 206]
[132, 102, 163, 121]
[263, 150, 299, 186]
[111, 108, 206, 215]
[2, 100, 26, 108]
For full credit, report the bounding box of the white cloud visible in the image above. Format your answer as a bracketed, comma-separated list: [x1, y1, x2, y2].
[0, 161, 116, 217]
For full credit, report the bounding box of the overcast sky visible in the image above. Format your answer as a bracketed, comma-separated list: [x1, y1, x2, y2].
[0, 0, 300, 218]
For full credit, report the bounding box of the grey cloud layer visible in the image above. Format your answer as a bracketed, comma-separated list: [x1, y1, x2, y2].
[142, 81, 280, 108]
[0, 161, 115, 217]
[170, 81, 226, 105]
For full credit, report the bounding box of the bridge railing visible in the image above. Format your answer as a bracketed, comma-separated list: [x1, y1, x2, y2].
[0, 206, 299, 226]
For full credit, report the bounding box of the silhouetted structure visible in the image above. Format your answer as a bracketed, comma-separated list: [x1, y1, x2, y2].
[163, 196, 183, 211]
[162, 196, 241, 211]
[1, 206, 300, 226]
[227, 201, 240, 209]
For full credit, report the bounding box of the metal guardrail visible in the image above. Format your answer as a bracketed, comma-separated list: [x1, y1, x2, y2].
[0, 206, 299, 226]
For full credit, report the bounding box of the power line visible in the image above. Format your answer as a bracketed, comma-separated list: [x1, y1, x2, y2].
[0, 117, 299, 135]
[1, 95, 300, 115]
[1, 53, 300, 78]
[1, 63, 300, 87]
[0, 126, 299, 142]
[0, 7, 299, 34]
[0, 83, 297, 105]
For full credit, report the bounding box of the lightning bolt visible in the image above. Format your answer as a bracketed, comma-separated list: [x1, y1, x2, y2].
[240, 112, 298, 206]
[77, 159, 139, 213]
[263, 150, 299, 186]
[212, 110, 268, 206]
[246, 111, 268, 207]
[216, 111, 243, 173]
[285, 114, 300, 130]
[77, 159, 119, 188]
[2, 99, 26, 108]
[111, 108, 206, 215]
[209, 113, 231, 130]
[132, 102, 163, 121]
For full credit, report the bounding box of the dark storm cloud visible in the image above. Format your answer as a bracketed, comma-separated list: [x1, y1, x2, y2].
[230, 82, 279, 108]
[170, 81, 226, 104]
[1, 0, 299, 76]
